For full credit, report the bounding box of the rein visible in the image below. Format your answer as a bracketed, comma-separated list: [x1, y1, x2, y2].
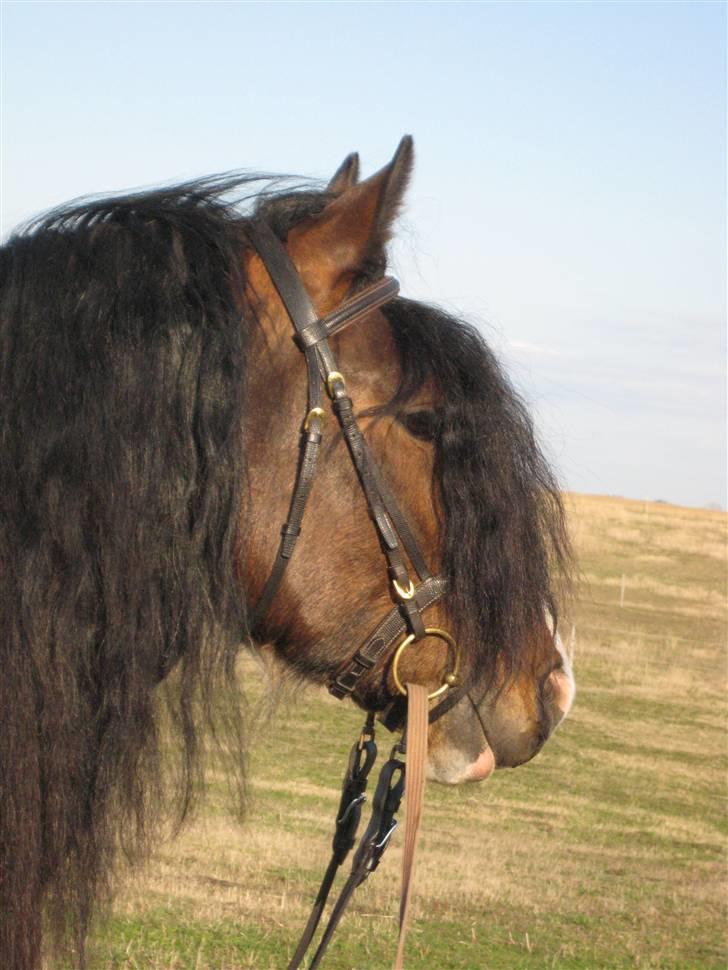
[246, 220, 463, 968]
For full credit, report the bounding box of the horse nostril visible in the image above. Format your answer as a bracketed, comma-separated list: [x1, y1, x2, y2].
[540, 664, 575, 736]
[536, 686, 554, 747]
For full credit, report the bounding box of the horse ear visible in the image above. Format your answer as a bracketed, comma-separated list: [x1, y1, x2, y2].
[327, 151, 360, 195]
[289, 135, 414, 298]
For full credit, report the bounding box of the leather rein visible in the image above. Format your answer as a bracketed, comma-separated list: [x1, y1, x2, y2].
[246, 220, 465, 968]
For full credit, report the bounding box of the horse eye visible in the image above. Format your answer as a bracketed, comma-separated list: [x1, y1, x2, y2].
[399, 410, 438, 442]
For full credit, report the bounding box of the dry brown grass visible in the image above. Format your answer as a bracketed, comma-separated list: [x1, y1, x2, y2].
[83, 493, 726, 969]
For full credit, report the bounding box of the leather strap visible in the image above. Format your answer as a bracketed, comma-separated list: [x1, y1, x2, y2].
[250, 417, 322, 629]
[330, 384, 418, 604]
[394, 684, 428, 969]
[297, 276, 400, 348]
[361, 439, 432, 582]
[306, 744, 406, 969]
[291, 687, 430, 970]
[329, 575, 447, 700]
[246, 218, 465, 970]
[247, 221, 326, 631]
[247, 221, 319, 338]
[247, 220, 425, 644]
[286, 718, 377, 970]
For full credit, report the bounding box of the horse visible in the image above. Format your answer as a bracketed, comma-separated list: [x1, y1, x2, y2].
[0, 137, 574, 969]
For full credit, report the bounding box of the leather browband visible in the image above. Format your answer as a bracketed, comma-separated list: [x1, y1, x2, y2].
[296, 276, 400, 349]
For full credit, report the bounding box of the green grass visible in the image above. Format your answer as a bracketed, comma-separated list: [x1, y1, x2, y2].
[75, 494, 726, 969]
[93, 908, 725, 970]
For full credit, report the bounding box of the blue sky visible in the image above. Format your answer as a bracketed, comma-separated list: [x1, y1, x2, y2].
[2, 1, 725, 508]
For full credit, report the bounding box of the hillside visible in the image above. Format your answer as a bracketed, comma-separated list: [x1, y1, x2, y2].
[85, 494, 727, 970]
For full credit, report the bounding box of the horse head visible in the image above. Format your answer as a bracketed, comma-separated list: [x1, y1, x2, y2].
[0, 138, 573, 970]
[242, 137, 574, 783]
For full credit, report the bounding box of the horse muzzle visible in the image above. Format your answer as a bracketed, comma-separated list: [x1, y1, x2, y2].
[426, 641, 575, 784]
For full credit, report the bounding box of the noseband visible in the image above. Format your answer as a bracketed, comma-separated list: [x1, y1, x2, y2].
[246, 220, 466, 968]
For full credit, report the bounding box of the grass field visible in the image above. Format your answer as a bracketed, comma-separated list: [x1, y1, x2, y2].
[82, 494, 726, 970]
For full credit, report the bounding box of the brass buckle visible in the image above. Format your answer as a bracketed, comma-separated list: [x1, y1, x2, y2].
[303, 407, 325, 431]
[326, 371, 346, 397]
[392, 578, 415, 601]
[391, 627, 460, 701]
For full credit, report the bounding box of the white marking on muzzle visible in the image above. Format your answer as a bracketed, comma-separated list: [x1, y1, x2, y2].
[552, 631, 576, 717]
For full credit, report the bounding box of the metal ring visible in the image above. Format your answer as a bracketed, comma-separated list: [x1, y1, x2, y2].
[303, 407, 325, 431]
[326, 371, 346, 397]
[391, 627, 460, 700]
[392, 578, 415, 600]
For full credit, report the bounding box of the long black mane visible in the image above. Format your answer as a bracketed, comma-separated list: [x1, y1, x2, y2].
[0, 174, 570, 964]
[0, 177, 255, 961]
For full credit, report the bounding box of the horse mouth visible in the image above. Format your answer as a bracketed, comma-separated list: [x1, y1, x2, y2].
[426, 743, 497, 785]
[461, 746, 497, 782]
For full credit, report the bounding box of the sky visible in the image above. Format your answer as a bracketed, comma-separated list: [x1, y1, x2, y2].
[1, 1, 725, 509]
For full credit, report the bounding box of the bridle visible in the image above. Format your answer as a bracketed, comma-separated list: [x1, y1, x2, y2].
[247, 220, 463, 721]
[246, 220, 466, 968]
